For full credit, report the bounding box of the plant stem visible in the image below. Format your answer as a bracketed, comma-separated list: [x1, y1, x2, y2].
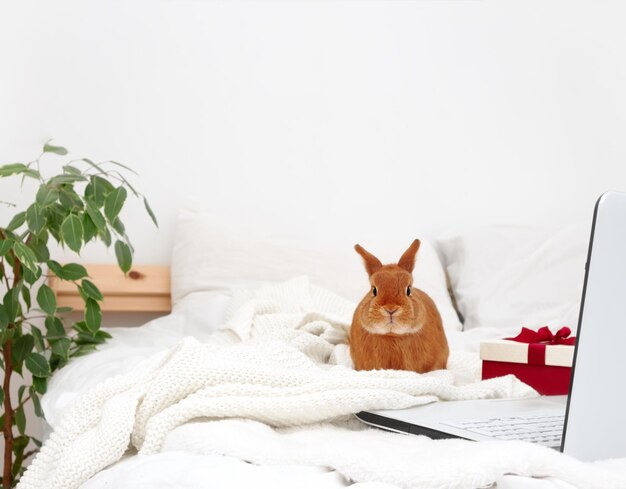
[2, 342, 14, 489]
[0, 227, 14, 488]
[0, 227, 24, 488]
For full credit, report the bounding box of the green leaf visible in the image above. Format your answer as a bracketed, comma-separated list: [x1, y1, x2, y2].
[21, 286, 31, 310]
[0, 163, 28, 177]
[82, 213, 97, 243]
[63, 164, 82, 175]
[99, 227, 112, 247]
[84, 180, 95, 203]
[0, 239, 12, 256]
[30, 389, 43, 417]
[104, 187, 127, 221]
[12, 334, 34, 366]
[46, 201, 67, 224]
[72, 320, 90, 334]
[58, 187, 84, 210]
[81, 279, 103, 301]
[25, 352, 51, 377]
[57, 306, 73, 313]
[0, 387, 4, 405]
[84, 299, 102, 332]
[32, 376, 48, 395]
[6, 211, 26, 231]
[111, 217, 125, 235]
[75, 332, 101, 345]
[60, 214, 83, 252]
[43, 143, 68, 155]
[71, 344, 97, 357]
[0, 228, 17, 239]
[98, 329, 112, 340]
[3, 287, 21, 322]
[35, 227, 49, 243]
[18, 385, 26, 402]
[12, 435, 30, 468]
[85, 199, 106, 230]
[15, 406, 26, 435]
[31, 325, 45, 351]
[26, 203, 46, 234]
[45, 316, 66, 339]
[51, 337, 70, 359]
[46, 221, 61, 242]
[46, 260, 63, 277]
[28, 235, 50, 262]
[37, 284, 56, 315]
[114, 240, 132, 274]
[36, 185, 59, 207]
[61, 263, 88, 280]
[143, 197, 159, 227]
[21, 168, 41, 180]
[49, 174, 87, 185]
[0, 304, 8, 329]
[86, 176, 114, 207]
[96, 175, 115, 195]
[12, 241, 39, 272]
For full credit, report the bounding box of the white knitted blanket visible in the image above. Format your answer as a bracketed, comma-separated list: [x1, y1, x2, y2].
[17, 278, 626, 489]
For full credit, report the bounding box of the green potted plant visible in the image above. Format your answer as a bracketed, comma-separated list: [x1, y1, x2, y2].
[0, 142, 157, 488]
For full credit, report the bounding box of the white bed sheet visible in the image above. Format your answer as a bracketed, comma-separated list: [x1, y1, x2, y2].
[41, 291, 580, 489]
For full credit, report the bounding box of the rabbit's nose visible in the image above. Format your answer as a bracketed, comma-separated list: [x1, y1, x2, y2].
[385, 308, 399, 316]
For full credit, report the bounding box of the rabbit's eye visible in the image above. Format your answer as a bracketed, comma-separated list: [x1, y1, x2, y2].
[406, 286, 411, 296]
[372, 287, 377, 297]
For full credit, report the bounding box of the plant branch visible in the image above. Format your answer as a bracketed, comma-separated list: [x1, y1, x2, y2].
[81, 167, 142, 197]
[28, 145, 46, 184]
[16, 395, 32, 412]
[22, 450, 38, 462]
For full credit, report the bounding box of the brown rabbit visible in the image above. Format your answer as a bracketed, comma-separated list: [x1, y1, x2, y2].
[349, 239, 449, 373]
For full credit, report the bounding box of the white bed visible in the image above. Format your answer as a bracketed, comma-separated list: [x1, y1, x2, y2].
[25, 207, 626, 489]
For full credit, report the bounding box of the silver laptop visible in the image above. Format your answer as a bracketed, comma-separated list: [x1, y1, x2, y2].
[356, 191, 626, 462]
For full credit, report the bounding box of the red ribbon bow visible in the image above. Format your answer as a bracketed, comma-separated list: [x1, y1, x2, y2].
[506, 326, 576, 365]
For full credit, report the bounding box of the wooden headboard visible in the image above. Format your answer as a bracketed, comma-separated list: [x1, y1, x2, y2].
[48, 264, 171, 312]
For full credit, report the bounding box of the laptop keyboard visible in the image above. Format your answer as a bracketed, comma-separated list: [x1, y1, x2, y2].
[441, 413, 564, 448]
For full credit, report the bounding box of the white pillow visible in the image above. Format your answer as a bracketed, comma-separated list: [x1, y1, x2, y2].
[171, 204, 462, 331]
[437, 223, 589, 331]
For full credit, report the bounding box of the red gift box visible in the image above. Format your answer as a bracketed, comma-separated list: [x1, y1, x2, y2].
[480, 326, 576, 395]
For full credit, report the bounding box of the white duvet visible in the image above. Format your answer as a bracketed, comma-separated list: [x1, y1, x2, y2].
[35, 278, 626, 489]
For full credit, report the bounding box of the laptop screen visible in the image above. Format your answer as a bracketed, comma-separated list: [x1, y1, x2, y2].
[562, 191, 626, 461]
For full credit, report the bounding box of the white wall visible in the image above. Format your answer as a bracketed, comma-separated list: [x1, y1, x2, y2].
[1, 0, 626, 263]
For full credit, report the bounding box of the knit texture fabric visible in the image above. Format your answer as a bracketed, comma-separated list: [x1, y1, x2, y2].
[19, 277, 544, 489]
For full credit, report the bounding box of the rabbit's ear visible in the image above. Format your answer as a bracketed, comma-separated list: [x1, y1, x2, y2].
[397, 239, 421, 273]
[354, 244, 383, 276]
